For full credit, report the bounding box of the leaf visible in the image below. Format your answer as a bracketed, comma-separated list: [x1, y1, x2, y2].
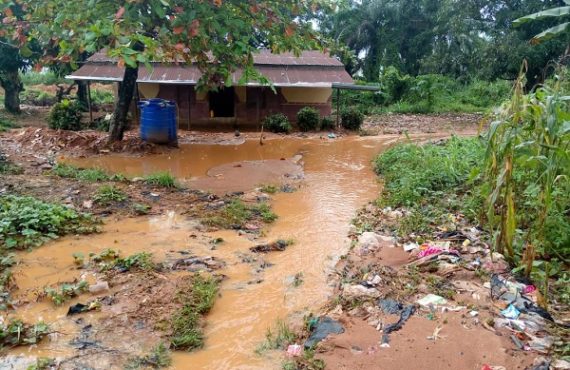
[530, 22, 570, 44]
[513, 6, 570, 26]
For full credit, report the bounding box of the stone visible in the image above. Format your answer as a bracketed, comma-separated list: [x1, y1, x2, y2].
[342, 284, 381, 300]
[355, 232, 395, 255]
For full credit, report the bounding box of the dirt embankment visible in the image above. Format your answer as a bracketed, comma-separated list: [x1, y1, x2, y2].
[286, 202, 568, 370]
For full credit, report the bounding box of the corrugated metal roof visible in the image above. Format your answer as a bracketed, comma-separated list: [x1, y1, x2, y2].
[68, 56, 353, 86]
[87, 49, 344, 67]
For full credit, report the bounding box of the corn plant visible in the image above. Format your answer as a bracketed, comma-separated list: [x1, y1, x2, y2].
[483, 64, 570, 299]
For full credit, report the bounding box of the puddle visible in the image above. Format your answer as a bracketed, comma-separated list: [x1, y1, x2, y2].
[9, 134, 447, 369]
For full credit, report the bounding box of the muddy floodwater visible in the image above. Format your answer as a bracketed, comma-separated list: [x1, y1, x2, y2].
[11, 135, 445, 369]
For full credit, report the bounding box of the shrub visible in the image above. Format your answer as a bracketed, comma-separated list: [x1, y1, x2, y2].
[0, 116, 17, 132]
[47, 99, 83, 131]
[296, 107, 320, 132]
[340, 107, 364, 130]
[93, 185, 128, 205]
[263, 113, 292, 134]
[320, 116, 335, 131]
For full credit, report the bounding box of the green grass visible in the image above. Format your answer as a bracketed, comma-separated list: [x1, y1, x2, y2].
[202, 199, 278, 229]
[20, 71, 68, 85]
[52, 163, 127, 182]
[255, 319, 296, 355]
[374, 136, 484, 207]
[88, 250, 155, 272]
[170, 275, 219, 350]
[0, 195, 98, 249]
[93, 185, 128, 205]
[144, 172, 177, 188]
[260, 184, 279, 194]
[0, 116, 18, 132]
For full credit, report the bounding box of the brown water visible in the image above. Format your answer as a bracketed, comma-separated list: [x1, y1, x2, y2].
[9, 135, 442, 369]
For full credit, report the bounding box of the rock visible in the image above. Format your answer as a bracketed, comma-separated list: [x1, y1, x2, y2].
[88, 281, 109, 294]
[342, 284, 381, 300]
[292, 154, 303, 164]
[250, 240, 290, 253]
[552, 359, 570, 370]
[82, 200, 93, 209]
[355, 232, 395, 255]
[244, 223, 260, 231]
[131, 177, 145, 182]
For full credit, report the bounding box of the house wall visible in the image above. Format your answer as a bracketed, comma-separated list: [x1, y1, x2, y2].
[136, 84, 332, 130]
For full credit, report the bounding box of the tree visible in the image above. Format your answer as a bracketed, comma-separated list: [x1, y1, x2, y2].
[514, 0, 570, 44]
[0, 2, 38, 114]
[17, 0, 326, 142]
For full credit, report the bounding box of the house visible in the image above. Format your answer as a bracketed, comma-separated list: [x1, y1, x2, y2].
[67, 50, 355, 130]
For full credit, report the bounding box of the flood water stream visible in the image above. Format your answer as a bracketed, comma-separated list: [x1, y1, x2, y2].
[9, 134, 444, 369]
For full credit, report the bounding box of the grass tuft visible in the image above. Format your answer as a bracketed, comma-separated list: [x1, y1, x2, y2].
[144, 172, 177, 188]
[93, 185, 128, 205]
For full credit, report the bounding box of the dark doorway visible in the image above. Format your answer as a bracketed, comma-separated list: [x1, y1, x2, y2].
[209, 87, 235, 117]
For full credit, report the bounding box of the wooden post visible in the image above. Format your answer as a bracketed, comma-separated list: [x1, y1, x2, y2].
[187, 85, 191, 130]
[87, 81, 93, 124]
[336, 88, 340, 128]
[256, 88, 261, 131]
[134, 83, 140, 127]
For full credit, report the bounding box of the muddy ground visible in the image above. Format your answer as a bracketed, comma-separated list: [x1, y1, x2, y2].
[3, 111, 544, 370]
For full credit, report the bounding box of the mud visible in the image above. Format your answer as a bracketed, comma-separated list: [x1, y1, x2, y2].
[0, 119, 488, 369]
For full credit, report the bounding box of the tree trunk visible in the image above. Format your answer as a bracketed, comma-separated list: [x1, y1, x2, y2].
[0, 69, 23, 114]
[76, 81, 88, 110]
[108, 64, 138, 142]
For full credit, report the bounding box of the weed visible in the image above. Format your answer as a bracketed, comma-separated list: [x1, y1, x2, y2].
[124, 343, 172, 369]
[293, 272, 304, 287]
[44, 280, 88, 306]
[52, 163, 110, 182]
[93, 185, 127, 205]
[26, 357, 55, 370]
[260, 184, 279, 194]
[0, 116, 18, 132]
[0, 319, 49, 350]
[203, 199, 277, 229]
[89, 250, 155, 272]
[132, 203, 151, 215]
[145, 172, 177, 188]
[0, 195, 98, 249]
[170, 275, 219, 350]
[255, 320, 296, 354]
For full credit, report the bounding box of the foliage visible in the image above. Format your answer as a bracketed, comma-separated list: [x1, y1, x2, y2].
[132, 203, 151, 215]
[26, 357, 56, 370]
[44, 280, 88, 306]
[340, 107, 364, 131]
[260, 184, 279, 194]
[0, 152, 22, 175]
[52, 163, 123, 182]
[255, 319, 296, 354]
[203, 199, 277, 229]
[374, 137, 485, 207]
[47, 99, 83, 131]
[0, 319, 49, 350]
[20, 71, 67, 85]
[93, 185, 128, 205]
[482, 68, 570, 285]
[320, 116, 335, 131]
[88, 249, 155, 272]
[0, 195, 98, 249]
[144, 172, 177, 188]
[125, 343, 172, 369]
[0, 116, 18, 132]
[514, 4, 570, 44]
[297, 107, 320, 132]
[90, 89, 115, 106]
[170, 275, 218, 350]
[264, 113, 292, 134]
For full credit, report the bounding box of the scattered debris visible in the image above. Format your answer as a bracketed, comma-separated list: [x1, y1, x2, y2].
[304, 317, 344, 349]
[250, 239, 292, 253]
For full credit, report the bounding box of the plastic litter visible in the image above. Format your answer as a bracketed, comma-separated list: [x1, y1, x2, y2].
[286, 344, 302, 357]
[527, 335, 554, 353]
[378, 299, 403, 315]
[304, 316, 344, 349]
[481, 366, 506, 370]
[403, 242, 419, 252]
[381, 305, 415, 344]
[417, 246, 443, 258]
[523, 285, 537, 294]
[328, 133, 336, 139]
[500, 304, 520, 319]
[417, 294, 447, 307]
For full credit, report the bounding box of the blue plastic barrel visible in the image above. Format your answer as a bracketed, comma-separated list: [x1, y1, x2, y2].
[138, 98, 177, 144]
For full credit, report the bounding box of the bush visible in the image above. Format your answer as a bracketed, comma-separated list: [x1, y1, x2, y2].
[296, 107, 320, 132]
[263, 113, 292, 134]
[320, 116, 335, 131]
[340, 108, 364, 130]
[48, 100, 83, 131]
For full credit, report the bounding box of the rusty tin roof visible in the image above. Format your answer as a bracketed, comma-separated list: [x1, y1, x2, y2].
[68, 50, 353, 87]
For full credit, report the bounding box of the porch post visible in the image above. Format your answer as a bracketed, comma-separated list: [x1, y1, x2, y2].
[336, 88, 340, 128]
[87, 81, 93, 124]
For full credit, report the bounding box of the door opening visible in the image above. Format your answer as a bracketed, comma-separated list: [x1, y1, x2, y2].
[209, 87, 235, 118]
